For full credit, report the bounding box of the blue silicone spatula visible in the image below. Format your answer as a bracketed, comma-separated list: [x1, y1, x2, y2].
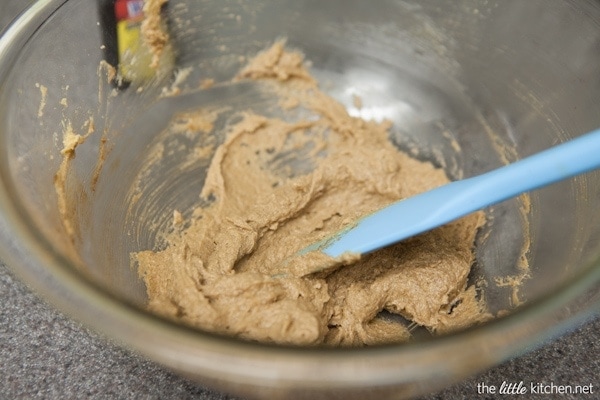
[299, 128, 600, 265]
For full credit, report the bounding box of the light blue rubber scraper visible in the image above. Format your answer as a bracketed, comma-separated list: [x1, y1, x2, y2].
[305, 128, 600, 262]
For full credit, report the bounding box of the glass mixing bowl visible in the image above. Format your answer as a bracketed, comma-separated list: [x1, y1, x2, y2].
[1, 0, 599, 398]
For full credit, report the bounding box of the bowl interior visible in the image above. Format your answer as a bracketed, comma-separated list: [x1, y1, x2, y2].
[1, 0, 600, 338]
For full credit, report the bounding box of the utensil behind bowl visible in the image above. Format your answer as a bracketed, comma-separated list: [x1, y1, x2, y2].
[1, 1, 600, 399]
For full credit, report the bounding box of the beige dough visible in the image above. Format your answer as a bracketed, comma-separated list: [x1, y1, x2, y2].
[141, 0, 170, 69]
[135, 41, 490, 346]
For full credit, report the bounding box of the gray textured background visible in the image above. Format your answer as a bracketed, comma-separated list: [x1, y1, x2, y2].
[1, 1, 599, 399]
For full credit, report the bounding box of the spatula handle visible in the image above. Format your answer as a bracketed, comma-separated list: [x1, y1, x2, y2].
[322, 128, 600, 257]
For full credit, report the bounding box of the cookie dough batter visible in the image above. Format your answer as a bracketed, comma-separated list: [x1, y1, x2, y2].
[135, 41, 490, 346]
[141, 0, 170, 69]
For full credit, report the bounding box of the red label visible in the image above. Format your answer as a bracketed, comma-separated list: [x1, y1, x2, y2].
[115, 0, 145, 21]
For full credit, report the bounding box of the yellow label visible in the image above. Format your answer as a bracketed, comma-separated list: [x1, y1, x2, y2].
[116, 20, 155, 82]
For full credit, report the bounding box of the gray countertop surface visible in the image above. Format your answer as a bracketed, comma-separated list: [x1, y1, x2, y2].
[1, 2, 599, 399]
